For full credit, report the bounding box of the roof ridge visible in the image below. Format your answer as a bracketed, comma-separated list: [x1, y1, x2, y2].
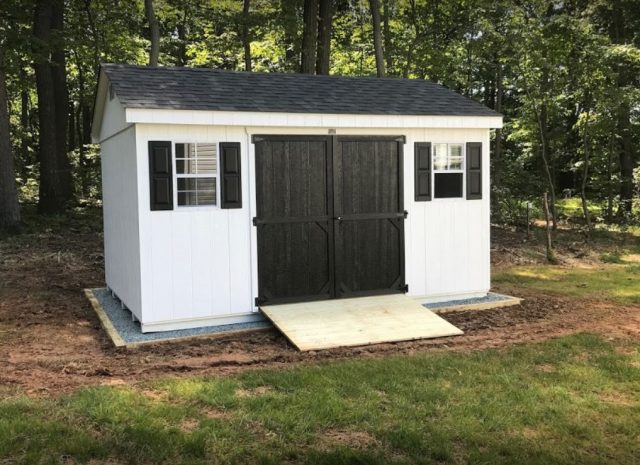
[100, 63, 447, 85]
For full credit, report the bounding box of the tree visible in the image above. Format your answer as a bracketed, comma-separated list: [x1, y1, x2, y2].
[369, 0, 384, 77]
[242, 0, 251, 71]
[300, 0, 317, 73]
[0, 50, 20, 229]
[144, 0, 160, 66]
[32, 0, 71, 213]
[315, 0, 332, 75]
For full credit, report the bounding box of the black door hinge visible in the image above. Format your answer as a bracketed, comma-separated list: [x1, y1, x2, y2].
[403, 210, 408, 219]
[252, 217, 258, 226]
[255, 297, 265, 307]
[401, 284, 409, 293]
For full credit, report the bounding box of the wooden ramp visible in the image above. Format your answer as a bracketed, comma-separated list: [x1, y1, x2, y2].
[260, 294, 463, 351]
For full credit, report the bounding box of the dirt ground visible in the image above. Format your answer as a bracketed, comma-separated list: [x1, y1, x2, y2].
[1, 218, 639, 397]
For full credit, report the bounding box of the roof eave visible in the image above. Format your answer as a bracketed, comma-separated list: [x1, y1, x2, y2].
[124, 107, 503, 129]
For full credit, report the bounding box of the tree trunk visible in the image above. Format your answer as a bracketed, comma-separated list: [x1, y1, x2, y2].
[175, 10, 188, 66]
[20, 69, 29, 168]
[0, 54, 21, 229]
[315, 0, 332, 75]
[51, 0, 72, 202]
[33, 0, 68, 213]
[241, 0, 251, 71]
[580, 109, 592, 236]
[77, 56, 88, 197]
[382, 0, 392, 73]
[617, 103, 634, 218]
[538, 103, 558, 230]
[492, 63, 503, 213]
[281, 0, 299, 72]
[543, 192, 555, 263]
[300, 0, 318, 74]
[369, 0, 385, 77]
[144, 0, 160, 66]
[607, 136, 614, 223]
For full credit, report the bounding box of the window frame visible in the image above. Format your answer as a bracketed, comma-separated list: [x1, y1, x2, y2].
[432, 143, 466, 200]
[172, 141, 220, 209]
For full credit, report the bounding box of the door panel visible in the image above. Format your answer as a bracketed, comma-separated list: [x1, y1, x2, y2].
[335, 218, 403, 294]
[333, 137, 405, 297]
[254, 137, 334, 303]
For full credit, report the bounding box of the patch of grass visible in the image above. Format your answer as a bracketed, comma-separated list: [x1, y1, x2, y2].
[494, 261, 640, 305]
[1, 334, 639, 464]
[600, 251, 626, 264]
[555, 198, 603, 220]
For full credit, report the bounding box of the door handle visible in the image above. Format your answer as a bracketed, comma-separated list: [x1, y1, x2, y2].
[335, 216, 343, 222]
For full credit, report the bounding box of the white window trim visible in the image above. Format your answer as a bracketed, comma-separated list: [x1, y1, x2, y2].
[432, 143, 466, 201]
[173, 141, 220, 209]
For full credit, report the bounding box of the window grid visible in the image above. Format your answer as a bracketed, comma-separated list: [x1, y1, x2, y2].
[433, 143, 464, 173]
[175, 142, 217, 207]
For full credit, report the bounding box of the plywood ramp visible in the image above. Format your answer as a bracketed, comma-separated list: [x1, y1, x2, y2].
[260, 294, 463, 351]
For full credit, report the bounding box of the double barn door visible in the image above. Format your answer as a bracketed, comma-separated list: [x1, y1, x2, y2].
[254, 135, 406, 305]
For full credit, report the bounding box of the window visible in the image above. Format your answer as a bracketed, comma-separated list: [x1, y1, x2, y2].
[175, 143, 217, 206]
[433, 143, 464, 199]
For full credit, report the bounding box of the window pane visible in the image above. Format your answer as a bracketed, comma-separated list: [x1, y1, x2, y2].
[196, 178, 216, 191]
[178, 191, 198, 206]
[197, 190, 216, 205]
[186, 143, 196, 158]
[177, 178, 197, 191]
[175, 143, 185, 158]
[448, 144, 463, 170]
[434, 173, 463, 198]
[176, 158, 197, 174]
[197, 143, 216, 157]
[433, 144, 448, 170]
[197, 157, 217, 174]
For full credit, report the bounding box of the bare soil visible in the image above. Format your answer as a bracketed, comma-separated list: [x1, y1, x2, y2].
[1, 219, 639, 397]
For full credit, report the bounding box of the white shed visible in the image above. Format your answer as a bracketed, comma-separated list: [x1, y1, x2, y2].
[91, 64, 502, 333]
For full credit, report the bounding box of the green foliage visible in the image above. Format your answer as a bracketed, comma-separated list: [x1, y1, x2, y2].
[1, 0, 639, 222]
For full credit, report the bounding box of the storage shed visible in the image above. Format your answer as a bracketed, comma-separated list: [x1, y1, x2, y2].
[91, 64, 502, 333]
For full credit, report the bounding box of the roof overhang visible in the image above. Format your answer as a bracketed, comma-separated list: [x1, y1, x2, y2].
[124, 107, 503, 129]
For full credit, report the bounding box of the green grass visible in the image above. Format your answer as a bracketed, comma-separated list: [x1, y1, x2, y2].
[555, 198, 603, 219]
[494, 258, 640, 305]
[1, 334, 639, 464]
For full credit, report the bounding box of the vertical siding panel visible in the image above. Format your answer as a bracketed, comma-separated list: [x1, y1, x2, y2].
[150, 214, 173, 322]
[171, 214, 193, 320]
[211, 210, 232, 316]
[191, 212, 214, 318]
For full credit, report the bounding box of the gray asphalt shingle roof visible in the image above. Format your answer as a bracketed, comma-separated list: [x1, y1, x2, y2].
[102, 63, 500, 117]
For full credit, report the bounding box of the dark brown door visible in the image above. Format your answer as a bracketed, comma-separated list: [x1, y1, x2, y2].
[254, 136, 334, 303]
[333, 136, 405, 297]
[254, 135, 405, 304]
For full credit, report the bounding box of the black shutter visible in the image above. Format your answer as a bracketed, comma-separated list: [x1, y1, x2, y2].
[148, 141, 173, 210]
[220, 142, 242, 209]
[466, 142, 482, 200]
[414, 142, 432, 201]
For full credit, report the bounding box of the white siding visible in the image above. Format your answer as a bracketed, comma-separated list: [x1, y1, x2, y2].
[132, 124, 491, 331]
[101, 125, 142, 318]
